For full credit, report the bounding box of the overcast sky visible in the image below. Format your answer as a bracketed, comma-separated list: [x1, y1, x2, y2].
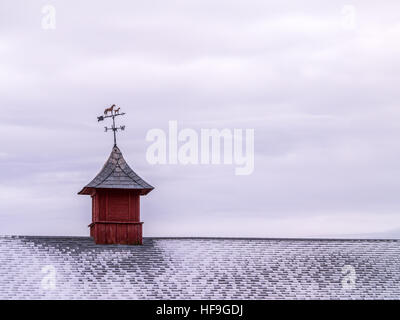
[1, 0, 400, 238]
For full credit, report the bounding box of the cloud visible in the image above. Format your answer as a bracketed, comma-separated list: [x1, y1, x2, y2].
[1, 0, 400, 237]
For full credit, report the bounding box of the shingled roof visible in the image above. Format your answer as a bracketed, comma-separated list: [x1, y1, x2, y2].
[78, 145, 153, 195]
[1, 236, 399, 299]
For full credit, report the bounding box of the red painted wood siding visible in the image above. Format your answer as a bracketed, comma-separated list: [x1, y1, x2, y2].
[90, 189, 143, 245]
[108, 191, 129, 221]
[93, 223, 143, 245]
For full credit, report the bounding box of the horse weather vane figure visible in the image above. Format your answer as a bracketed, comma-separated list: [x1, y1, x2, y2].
[97, 104, 126, 146]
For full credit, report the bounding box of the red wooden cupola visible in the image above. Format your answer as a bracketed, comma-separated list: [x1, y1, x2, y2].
[78, 145, 153, 245]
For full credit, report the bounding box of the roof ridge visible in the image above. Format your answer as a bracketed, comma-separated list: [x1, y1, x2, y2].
[1, 235, 399, 242]
[118, 162, 143, 185]
[92, 148, 123, 187]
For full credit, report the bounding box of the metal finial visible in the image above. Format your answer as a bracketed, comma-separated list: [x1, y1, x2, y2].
[97, 104, 126, 146]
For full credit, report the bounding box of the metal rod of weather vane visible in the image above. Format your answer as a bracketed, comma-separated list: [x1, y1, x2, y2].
[112, 113, 117, 146]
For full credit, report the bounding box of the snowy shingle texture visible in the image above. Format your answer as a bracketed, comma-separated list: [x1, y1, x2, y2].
[78, 145, 153, 194]
[0, 236, 399, 299]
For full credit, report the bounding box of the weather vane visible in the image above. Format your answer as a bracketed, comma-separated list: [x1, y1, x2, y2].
[97, 104, 126, 146]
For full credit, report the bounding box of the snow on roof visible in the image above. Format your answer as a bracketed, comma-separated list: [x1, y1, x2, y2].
[1, 236, 399, 299]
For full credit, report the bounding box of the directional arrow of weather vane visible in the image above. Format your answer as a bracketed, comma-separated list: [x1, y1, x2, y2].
[97, 104, 126, 146]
